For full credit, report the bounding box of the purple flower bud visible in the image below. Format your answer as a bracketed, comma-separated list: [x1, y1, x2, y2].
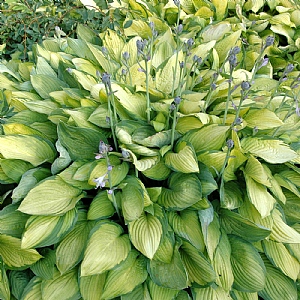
[107, 165, 113, 171]
[211, 83, 217, 90]
[149, 21, 155, 31]
[296, 102, 300, 117]
[138, 67, 146, 73]
[121, 68, 127, 76]
[106, 116, 110, 124]
[122, 51, 130, 61]
[231, 46, 241, 55]
[136, 40, 145, 53]
[228, 54, 237, 67]
[226, 139, 234, 149]
[284, 64, 294, 75]
[170, 103, 176, 111]
[101, 46, 108, 55]
[101, 72, 111, 85]
[66, 68, 73, 74]
[174, 96, 181, 105]
[122, 149, 130, 159]
[265, 36, 275, 48]
[179, 61, 184, 68]
[235, 117, 243, 125]
[108, 189, 113, 194]
[193, 55, 199, 62]
[173, 0, 180, 7]
[241, 81, 251, 91]
[174, 24, 183, 34]
[186, 38, 194, 48]
[259, 57, 269, 68]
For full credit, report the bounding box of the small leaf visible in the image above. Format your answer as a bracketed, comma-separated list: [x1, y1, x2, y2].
[87, 191, 115, 220]
[81, 222, 131, 276]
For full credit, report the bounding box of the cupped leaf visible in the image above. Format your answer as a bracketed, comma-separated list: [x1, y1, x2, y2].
[81, 222, 131, 276]
[229, 235, 266, 292]
[0, 135, 56, 167]
[19, 276, 42, 300]
[0, 234, 42, 269]
[129, 213, 162, 259]
[18, 176, 84, 216]
[79, 273, 106, 300]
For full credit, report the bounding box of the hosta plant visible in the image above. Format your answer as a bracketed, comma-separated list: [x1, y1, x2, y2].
[0, 0, 300, 299]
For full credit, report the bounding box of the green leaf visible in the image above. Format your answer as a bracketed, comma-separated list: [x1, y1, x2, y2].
[79, 273, 106, 300]
[129, 213, 162, 259]
[19, 276, 43, 300]
[193, 285, 231, 299]
[259, 254, 297, 300]
[121, 283, 151, 300]
[241, 137, 298, 164]
[57, 122, 107, 160]
[147, 278, 179, 300]
[0, 135, 56, 167]
[220, 180, 243, 209]
[229, 235, 266, 292]
[102, 250, 148, 299]
[165, 141, 199, 173]
[87, 191, 115, 220]
[244, 109, 283, 129]
[220, 209, 271, 242]
[30, 249, 56, 280]
[149, 243, 188, 290]
[244, 156, 271, 186]
[0, 258, 10, 300]
[57, 221, 94, 274]
[183, 124, 230, 153]
[180, 241, 216, 285]
[81, 222, 131, 276]
[41, 269, 80, 300]
[153, 230, 175, 264]
[157, 173, 202, 210]
[0, 234, 42, 269]
[9, 270, 32, 300]
[18, 176, 84, 216]
[142, 159, 171, 180]
[232, 289, 258, 300]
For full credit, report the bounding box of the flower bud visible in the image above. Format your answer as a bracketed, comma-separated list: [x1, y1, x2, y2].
[174, 96, 181, 105]
[122, 51, 130, 61]
[231, 46, 241, 55]
[241, 81, 251, 91]
[101, 72, 111, 86]
[226, 139, 234, 149]
[186, 38, 194, 48]
[265, 36, 275, 47]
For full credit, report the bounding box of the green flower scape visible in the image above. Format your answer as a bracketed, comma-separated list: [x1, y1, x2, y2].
[0, 0, 300, 299]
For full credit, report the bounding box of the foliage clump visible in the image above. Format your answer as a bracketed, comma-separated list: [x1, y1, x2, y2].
[0, 0, 300, 299]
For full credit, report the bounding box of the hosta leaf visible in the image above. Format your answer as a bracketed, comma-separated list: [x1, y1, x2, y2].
[129, 213, 162, 259]
[102, 250, 147, 299]
[41, 269, 80, 300]
[231, 289, 258, 300]
[244, 109, 283, 129]
[193, 285, 231, 299]
[51, 140, 72, 175]
[212, 0, 228, 20]
[18, 176, 84, 216]
[57, 122, 107, 160]
[241, 137, 298, 164]
[183, 124, 230, 153]
[180, 241, 216, 285]
[121, 283, 151, 300]
[262, 240, 300, 280]
[56, 221, 94, 274]
[142, 159, 171, 180]
[220, 209, 271, 242]
[220, 180, 243, 209]
[0, 135, 56, 167]
[87, 191, 115, 220]
[197, 163, 218, 197]
[157, 173, 202, 210]
[0, 258, 10, 300]
[147, 278, 179, 300]
[31, 74, 69, 99]
[153, 230, 175, 263]
[21, 208, 77, 249]
[81, 222, 131, 276]
[244, 156, 271, 186]
[9, 270, 32, 300]
[149, 243, 188, 290]
[165, 141, 199, 173]
[229, 235, 266, 292]
[259, 254, 297, 300]
[20, 276, 42, 300]
[79, 273, 106, 300]
[244, 173, 276, 218]
[0, 234, 42, 269]
[30, 249, 56, 280]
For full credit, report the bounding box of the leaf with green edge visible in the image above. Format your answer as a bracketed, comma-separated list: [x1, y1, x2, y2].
[19, 276, 42, 300]
[142, 158, 172, 180]
[232, 289, 258, 300]
[197, 163, 218, 197]
[0, 135, 56, 167]
[41, 269, 80, 300]
[9, 270, 32, 300]
[30, 248, 56, 280]
[220, 209, 271, 242]
[0, 204, 29, 238]
[102, 250, 148, 299]
[56, 221, 94, 274]
[81, 222, 131, 276]
[241, 137, 298, 164]
[244, 173, 276, 218]
[21, 208, 77, 249]
[152, 41, 174, 69]
[157, 173, 202, 210]
[18, 176, 84, 216]
[262, 240, 299, 281]
[198, 203, 214, 245]
[129, 213, 162, 259]
[244, 156, 271, 186]
[57, 122, 108, 161]
[183, 124, 230, 153]
[148, 242, 188, 290]
[156, 51, 184, 94]
[193, 285, 231, 299]
[35, 56, 57, 78]
[0, 234, 42, 269]
[283, 189, 300, 224]
[30, 74, 69, 99]
[220, 180, 243, 210]
[200, 22, 231, 43]
[244, 108, 283, 129]
[212, 0, 228, 20]
[153, 230, 175, 264]
[165, 141, 199, 173]
[274, 173, 300, 198]
[229, 235, 266, 292]
[0, 258, 10, 300]
[87, 191, 115, 220]
[79, 273, 106, 300]
[63, 107, 99, 130]
[213, 231, 234, 292]
[0, 159, 33, 182]
[180, 241, 216, 285]
[51, 140, 72, 175]
[88, 103, 110, 128]
[147, 278, 179, 300]
[259, 254, 297, 300]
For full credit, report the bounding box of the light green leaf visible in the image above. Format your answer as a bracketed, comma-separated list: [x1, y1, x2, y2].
[244, 109, 283, 129]
[0, 258, 10, 300]
[193, 285, 231, 299]
[157, 173, 202, 210]
[201, 23, 231, 43]
[9, 270, 32, 300]
[79, 273, 106, 300]
[220, 180, 243, 210]
[149, 243, 188, 290]
[241, 137, 298, 164]
[41, 269, 80, 300]
[20, 276, 42, 300]
[81, 222, 131, 276]
[0, 234, 42, 269]
[232, 289, 258, 300]
[153, 230, 175, 263]
[259, 254, 297, 300]
[197, 163, 218, 197]
[229, 235, 266, 292]
[142, 159, 171, 180]
[0, 135, 56, 167]
[147, 278, 179, 300]
[165, 141, 199, 173]
[56, 221, 94, 274]
[87, 191, 115, 220]
[21, 208, 77, 249]
[102, 250, 148, 299]
[180, 241, 216, 285]
[129, 213, 162, 259]
[18, 176, 84, 216]
[121, 283, 151, 300]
